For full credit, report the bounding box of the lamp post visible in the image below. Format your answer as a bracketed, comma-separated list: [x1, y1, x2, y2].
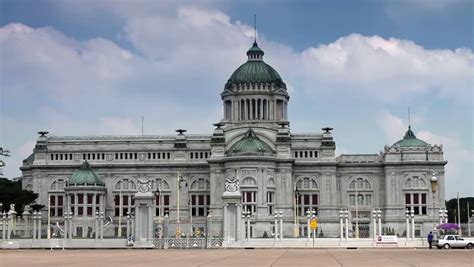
[67, 209, 73, 240]
[246, 211, 251, 241]
[175, 172, 187, 238]
[306, 210, 311, 241]
[405, 209, 410, 239]
[278, 210, 283, 241]
[355, 187, 360, 239]
[99, 211, 104, 241]
[205, 210, 212, 248]
[47, 193, 51, 239]
[273, 212, 278, 242]
[339, 209, 344, 240]
[430, 173, 438, 233]
[2, 211, 6, 240]
[376, 209, 382, 236]
[439, 209, 448, 225]
[344, 209, 349, 240]
[372, 209, 377, 240]
[293, 188, 299, 238]
[468, 209, 473, 237]
[410, 209, 415, 240]
[95, 211, 99, 242]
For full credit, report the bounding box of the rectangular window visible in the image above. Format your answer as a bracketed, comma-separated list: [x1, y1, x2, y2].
[155, 194, 171, 216]
[87, 194, 93, 204]
[297, 193, 318, 216]
[49, 194, 64, 217]
[78, 194, 84, 204]
[190, 193, 210, 217]
[405, 193, 427, 215]
[242, 191, 257, 215]
[267, 191, 274, 215]
[114, 194, 135, 217]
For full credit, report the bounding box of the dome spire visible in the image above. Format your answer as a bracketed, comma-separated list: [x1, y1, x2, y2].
[254, 14, 257, 43]
[246, 15, 264, 61]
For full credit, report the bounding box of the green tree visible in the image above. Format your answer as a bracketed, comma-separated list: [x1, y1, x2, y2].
[0, 178, 39, 213]
[445, 197, 474, 223]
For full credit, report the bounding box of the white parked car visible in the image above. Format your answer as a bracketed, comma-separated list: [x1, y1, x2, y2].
[435, 235, 474, 249]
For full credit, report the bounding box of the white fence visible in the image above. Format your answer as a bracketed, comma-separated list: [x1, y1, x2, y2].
[153, 238, 224, 249]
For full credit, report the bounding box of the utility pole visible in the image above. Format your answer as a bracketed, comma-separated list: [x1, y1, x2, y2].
[457, 193, 461, 226]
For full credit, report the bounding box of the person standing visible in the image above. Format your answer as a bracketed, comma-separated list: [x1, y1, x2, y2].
[427, 231, 434, 249]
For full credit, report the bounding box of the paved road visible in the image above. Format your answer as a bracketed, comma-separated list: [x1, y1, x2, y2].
[0, 249, 472, 267]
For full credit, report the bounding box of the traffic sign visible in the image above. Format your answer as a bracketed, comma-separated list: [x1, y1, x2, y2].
[310, 218, 318, 230]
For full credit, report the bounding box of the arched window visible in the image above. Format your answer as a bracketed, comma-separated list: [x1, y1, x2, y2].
[403, 176, 428, 215]
[114, 178, 137, 218]
[115, 179, 136, 191]
[190, 178, 211, 217]
[49, 179, 66, 217]
[153, 178, 171, 217]
[50, 179, 66, 191]
[241, 177, 257, 215]
[348, 178, 373, 207]
[296, 177, 319, 216]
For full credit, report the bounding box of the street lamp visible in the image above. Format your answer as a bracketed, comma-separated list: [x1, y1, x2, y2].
[430, 173, 438, 232]
[293, 187, 299, 238]
[277, 210, 283, 241]
[339, 209, 345, 240]
[410, 209, 415, 240]
[439, 209, 448, 225]
[376, 209, 382, 236]
[372, 209, 377, 240]
[343, 210, 349, 240]
[175, 172, 187, 238]
[405, 209, 410, 239]
[243, 210, 251, 241]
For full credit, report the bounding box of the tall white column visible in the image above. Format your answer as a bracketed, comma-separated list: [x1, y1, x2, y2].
[37, 212, 42, 240]
[274, 215, 278, 242]
[246, 216, 250, 241]
[32, 212, 36, 240]
[345, 212, 349, 240]
[74, 193, 78, 216]
[411, 209, 415, 240]
[148, 204, 153, 240]
[223, 204, 228, 241]
[377, 209, 382, 236]
[306, 215, 310, 241]
[95, 211, 99, 242]
[236, 204, 241, 241]
[406, 210, 410, 239]
[279, 212, 283, 241]
[372, 211, 377, 240]
[339, 210, 343, 240]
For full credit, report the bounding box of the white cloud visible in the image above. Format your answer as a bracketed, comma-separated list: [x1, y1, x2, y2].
[291, 34, 473, 101]
[1, 6, 472, 198]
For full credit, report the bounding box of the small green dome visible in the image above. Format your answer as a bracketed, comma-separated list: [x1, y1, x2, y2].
[228, 128, 273, 154]
[69, 161, 105, 186]
[225, 42, 286, 89]
[394, 126, 428, 147]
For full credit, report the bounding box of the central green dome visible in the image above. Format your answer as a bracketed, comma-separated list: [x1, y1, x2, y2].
[228, 128, 273, 155]
[69, 161, 105, 186]
[225, 42, 286, 89]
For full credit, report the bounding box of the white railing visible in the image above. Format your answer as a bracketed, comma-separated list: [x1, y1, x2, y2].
[153, 237, 224, 249]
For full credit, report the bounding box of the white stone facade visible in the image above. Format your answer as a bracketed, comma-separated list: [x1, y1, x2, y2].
[20, 42, 446, 240]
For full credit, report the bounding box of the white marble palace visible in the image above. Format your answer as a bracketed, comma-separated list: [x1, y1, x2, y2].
[20, 41, 447, 241]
